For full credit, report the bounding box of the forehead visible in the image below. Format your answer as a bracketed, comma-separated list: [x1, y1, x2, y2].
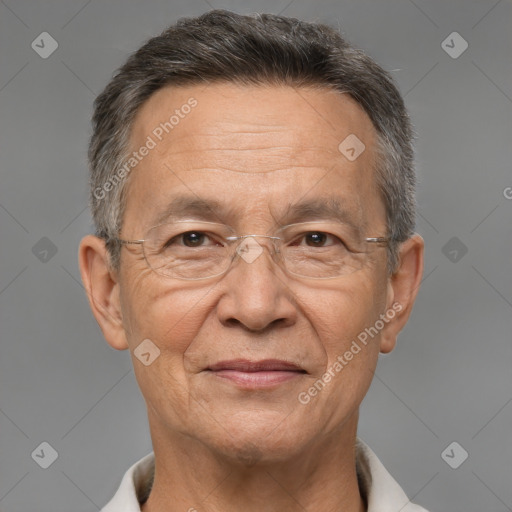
[124, 82, 383, 231]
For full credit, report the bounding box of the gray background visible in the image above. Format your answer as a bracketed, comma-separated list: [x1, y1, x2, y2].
[1, 0, 511, 511]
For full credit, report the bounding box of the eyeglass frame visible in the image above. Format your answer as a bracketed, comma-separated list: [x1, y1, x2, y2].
[108, 221, 392, 281]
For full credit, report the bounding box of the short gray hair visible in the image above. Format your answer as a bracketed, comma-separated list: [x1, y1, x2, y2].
[88, 9, 416, 273]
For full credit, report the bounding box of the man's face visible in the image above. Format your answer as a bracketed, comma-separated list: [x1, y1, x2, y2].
[116, 83, 393, 462]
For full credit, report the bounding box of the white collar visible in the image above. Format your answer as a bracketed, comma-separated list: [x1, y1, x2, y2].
[101, 439, 429, 511]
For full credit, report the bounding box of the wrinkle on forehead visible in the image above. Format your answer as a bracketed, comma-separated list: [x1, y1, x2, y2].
[123, 83, 383, 235]
[129, 83, 376, 175]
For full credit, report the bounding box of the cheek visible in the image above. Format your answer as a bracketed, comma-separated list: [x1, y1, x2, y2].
[302, 274, 385, 393]
[120, 271, 217, 357]
[306, 276, 384, 351]
[119, 277, 219, 420]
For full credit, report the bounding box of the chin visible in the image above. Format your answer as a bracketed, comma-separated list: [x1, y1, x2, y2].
[212, 437, 302, 467]
[196, 409, 314, 466]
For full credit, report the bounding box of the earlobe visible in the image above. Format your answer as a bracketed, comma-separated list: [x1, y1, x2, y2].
[379, 234, 424, 354]
[78, 235, 129, 351]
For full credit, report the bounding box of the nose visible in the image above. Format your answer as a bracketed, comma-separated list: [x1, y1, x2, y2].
[216, 237, 297, 332]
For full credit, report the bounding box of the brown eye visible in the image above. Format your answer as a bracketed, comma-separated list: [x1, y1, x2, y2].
[163, 231, 208, 249]
[304, 232, 328, 246]
[181, 231, 206, 247]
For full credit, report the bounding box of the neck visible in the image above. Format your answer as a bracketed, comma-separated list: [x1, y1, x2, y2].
[141, 412, 365, 512]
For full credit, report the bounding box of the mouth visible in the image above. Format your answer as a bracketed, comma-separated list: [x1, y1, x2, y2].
[206, 359, 307, 389]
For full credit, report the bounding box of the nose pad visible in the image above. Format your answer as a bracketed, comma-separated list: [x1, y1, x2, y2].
[236, 237, 265, 264]
[233, 236, 281, 266]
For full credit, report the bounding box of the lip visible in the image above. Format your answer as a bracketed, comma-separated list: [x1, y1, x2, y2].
[208, 359, 304, 372]
[206, 359, 306, 389]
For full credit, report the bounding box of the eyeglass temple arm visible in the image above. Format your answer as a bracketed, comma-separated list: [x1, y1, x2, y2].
[365, 237, 389, 244]
[110, 238, 145, 245]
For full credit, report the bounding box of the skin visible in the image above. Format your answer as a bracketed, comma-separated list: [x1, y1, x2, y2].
[79, 83, 424, 512]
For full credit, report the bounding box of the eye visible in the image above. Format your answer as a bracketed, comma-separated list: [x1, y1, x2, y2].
[295, 231, 342, 248]
[165, 231, 220, 248]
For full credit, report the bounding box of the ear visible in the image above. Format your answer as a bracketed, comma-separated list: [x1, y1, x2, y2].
[380, 234, 424, 354]
[78, 235, 128, 350]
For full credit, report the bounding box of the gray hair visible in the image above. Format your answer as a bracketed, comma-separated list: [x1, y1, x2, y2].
[88, 9, 416, 274]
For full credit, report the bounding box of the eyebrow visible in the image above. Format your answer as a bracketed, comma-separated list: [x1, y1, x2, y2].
[276, 197, 365, 235]
[152, 196, 233, 225]
[152, 195, 364, 234]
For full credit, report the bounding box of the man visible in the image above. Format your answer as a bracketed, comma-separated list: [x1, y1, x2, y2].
[79, 9, 427, 512]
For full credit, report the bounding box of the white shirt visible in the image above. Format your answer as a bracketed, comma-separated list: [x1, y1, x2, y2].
[102, 439, 429, 511]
